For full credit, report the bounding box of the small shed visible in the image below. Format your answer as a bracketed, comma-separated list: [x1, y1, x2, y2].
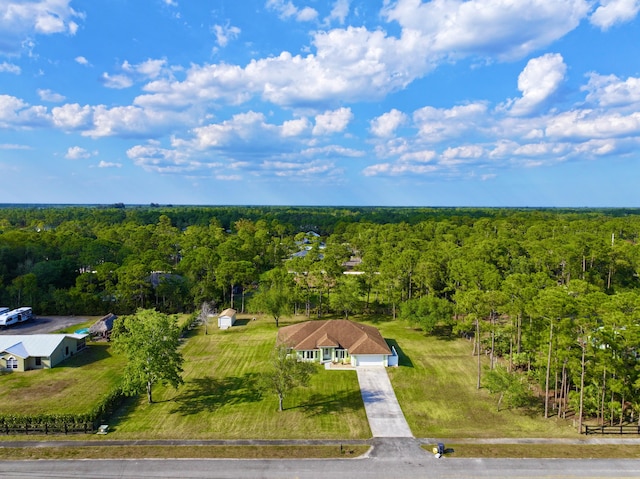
[218, 308, 237, 330]
[89, 313, 117, 340]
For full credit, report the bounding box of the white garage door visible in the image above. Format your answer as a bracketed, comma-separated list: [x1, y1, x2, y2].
[354, 355, 385, 367]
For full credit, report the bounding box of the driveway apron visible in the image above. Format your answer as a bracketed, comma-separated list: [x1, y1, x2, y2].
[356, 367, 413, 437]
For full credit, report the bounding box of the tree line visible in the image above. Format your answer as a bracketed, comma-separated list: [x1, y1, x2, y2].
[2, 205, 640, 427]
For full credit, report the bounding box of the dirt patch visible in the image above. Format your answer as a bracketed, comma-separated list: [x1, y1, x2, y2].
[9, 377, 79, 403]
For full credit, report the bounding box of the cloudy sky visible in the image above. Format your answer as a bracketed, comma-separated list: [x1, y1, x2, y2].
[1, 0, 639, 206]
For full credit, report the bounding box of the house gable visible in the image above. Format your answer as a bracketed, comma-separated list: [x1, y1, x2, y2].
[0, 334, 87, 371]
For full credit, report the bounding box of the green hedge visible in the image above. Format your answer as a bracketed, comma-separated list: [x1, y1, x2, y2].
[0, 385, 125, 435]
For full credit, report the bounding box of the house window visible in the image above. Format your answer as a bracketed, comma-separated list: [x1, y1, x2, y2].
[303, 350, 316, 360]
[35, 357, 42, 366]
[336, 349, 347, 359]
[7, 357, 17, 369]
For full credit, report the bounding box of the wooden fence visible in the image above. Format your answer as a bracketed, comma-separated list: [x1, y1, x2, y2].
[584, 425, 640, 435]
[1, 422, 95, 435]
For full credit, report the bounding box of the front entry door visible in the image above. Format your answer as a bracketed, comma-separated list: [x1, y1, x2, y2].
[322, 348, 332, 361]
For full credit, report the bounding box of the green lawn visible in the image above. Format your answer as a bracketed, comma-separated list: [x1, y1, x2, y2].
[0, 342, 122, 416]
[373, 319, 579, 438]
[0, 313, 582, 441]
[107, 315, 370, 439]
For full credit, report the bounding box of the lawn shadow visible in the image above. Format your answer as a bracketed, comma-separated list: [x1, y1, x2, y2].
[100, 395, 139, 432]
[295, 389, 364, 416]
[58, 343, 112, 368]
[385, 338, 414, 368]
[432, 324, 456, 340]
[171, 373, 263, 416]
[363, 313, 395, 325]
[233, 318, 252, 327]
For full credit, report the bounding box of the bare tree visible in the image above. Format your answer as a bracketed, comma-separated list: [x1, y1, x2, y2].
[199, 301, 215, 335]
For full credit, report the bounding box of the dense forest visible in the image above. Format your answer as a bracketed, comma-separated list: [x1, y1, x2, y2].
[2, 204, 640, 428]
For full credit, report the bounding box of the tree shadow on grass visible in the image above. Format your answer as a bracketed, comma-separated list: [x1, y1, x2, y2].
[170, 373, 263, 416]
[295, 390, 364, 416]
[385, 338, 414, 368]
[101, 395, 139, 432]
[432, 324, 456, 341]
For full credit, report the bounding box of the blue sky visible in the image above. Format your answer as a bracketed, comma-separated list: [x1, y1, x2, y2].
[1, 0, 639, 207]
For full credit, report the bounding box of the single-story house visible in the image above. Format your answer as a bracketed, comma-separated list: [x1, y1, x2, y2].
[0, 334, 88, 372]
[89, 313, 117, 339]
[277, 319, 393, 367]
[218, 308, 237, 329]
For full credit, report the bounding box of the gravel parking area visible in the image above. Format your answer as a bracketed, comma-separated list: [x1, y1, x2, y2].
[0, 316, 94, 335]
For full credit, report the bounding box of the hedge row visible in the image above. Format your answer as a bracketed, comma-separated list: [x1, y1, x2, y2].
[0, 385, 125, 435]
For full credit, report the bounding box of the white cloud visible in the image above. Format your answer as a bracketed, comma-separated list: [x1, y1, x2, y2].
[261, 159, 339, 178]
[0, 143, 30, 150]
[122, 59, 168, 80]
[281, 117, 311, 137]
[130, 0, 594, 113]
[127, 144, 206, 174]
[37, 88, 65, 102]
[185, 111, 280, 149]
[51, 103, 93, 130]
[299, 145, 364, 158]
[413, 103, 488, 142]
[296, 7, 318, 21]
[312, 107, 353, 135]
[65, 146, 93, 160]
[382, 0, 590, 61]
[97, 161, 122, 168]
[545, 110, 640, 140]
[583, 73, 640, 108]
[590, 0, 640, 30]
[0, 0, 83, 54]
[326, 0, 351, 24]
[266, 0, 317, 21]
[504, 53, 566, 116]
[101, 72, 134, 89]
[0, 62, 21, 74]
[0, 94, 48, 128]
[212, 23, 241, 47]
[370, 109, 408, 137]
[85, 104, 182, 138]
[363, 161, 438, 176]
[75, 55, 89, 65]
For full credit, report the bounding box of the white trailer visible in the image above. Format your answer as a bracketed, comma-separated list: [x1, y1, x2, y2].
[0, 307, 33, 327]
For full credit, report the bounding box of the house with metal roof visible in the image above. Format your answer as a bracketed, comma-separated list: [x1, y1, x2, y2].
[0, 334, 88, 372]
[277, 319, 393, 367]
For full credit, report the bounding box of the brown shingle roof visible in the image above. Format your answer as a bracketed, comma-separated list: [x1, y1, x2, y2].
[277, 319, 391, 355]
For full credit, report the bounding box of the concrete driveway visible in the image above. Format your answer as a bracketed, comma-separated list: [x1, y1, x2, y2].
[356, 367, 413, 437]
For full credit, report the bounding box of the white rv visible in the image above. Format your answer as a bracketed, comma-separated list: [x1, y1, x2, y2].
[0, 307, 33, 328]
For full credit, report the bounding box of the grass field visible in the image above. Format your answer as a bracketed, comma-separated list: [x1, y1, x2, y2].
[1, 312, 584, 442]
[106, 315, 370, 439]
[0, 342, 122, 416]
[372, 318, 579, 438]
[0, 445, 369, 460]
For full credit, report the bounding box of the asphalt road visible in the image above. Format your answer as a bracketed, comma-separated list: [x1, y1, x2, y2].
[0, 315, 92, 335]
[1, 453, 639, 478]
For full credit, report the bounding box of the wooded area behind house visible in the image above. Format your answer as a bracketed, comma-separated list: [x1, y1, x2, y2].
[1, 204, 640, 429]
